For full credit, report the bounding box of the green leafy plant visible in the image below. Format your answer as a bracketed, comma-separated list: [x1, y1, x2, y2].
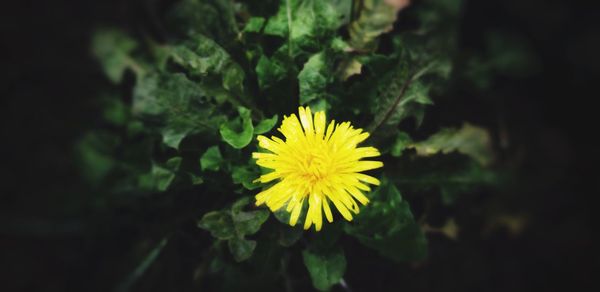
[83, 0, 501, 290]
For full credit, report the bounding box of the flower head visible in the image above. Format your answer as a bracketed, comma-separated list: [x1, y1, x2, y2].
[253, 106, 383, 231]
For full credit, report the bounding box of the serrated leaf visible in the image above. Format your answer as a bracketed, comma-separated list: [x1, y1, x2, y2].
[254, 115, 279, 135]
[198, 211, 235, 240]
[348, 0, 410, 50]
[228, 237, 257, 262]
[298, 52, 334, 105]
[170, 34, 245, 94]
[409, 123, 494, 166]
[220, 107, 254, 149]
[386, 80, 433, 127]
[263, 0, 352, 54]
[365, 57, 434, 130]
[255, 55, 287, 90]
[302, 248, 347, 291]
[133, 73, 226, 149]
[200, 146, 223, 171]
[345, 177, 428, 262]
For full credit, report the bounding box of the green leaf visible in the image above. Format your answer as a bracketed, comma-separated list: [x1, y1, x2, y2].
[395, 155, 498, 205]
[254, 115, 279, 135]
[187, 172, 204, 185]
[161, 129, 187, 150]
[364, 55, 434, 130]
[138, 157, 182, 192]
[220, 107, 254, 149]
[298, 52, 334, 105]
[166, 0, 239, 49]
[198, 211, 235, 240]
[91, 28, 140, 83]
[345, 177, 428, 262]
[231, 165, 261, 190]
[75, 131, 119, 185]
[384, 80, 433, 128]
[464, 31, 540, 89]
[232, 207, 270, 237]
[243, 17, 266, 33]
[231, 197, 270, 236]
[348, 0, 409, 50]
[273, 202, 304, 225]
[133, 73, 226, 149]
[278, 226, 304, 247]
[302, 248, 347, 291]
[255, 55, 287, 90]
[409, 123, 494, 166]
[200, 146, 224, 171]
[263, 0, 352, 54]
[390, 131, 413, 157]
[170, 34, 245, 94]
[100, 95, 129, 126]
[228, 237, 257, 262]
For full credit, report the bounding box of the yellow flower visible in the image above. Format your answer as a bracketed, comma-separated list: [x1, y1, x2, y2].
[253, 106, 383, 231]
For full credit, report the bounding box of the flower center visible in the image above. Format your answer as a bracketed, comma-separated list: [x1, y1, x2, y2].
[300, 150, 332, 184]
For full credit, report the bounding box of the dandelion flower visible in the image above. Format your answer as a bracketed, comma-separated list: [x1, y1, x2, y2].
[253, 106, 383, 231]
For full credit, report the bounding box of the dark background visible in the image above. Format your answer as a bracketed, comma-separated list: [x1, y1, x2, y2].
[1, 0, 598, 291]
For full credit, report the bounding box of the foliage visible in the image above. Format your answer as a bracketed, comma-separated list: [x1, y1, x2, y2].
[82, 0, 503, 290]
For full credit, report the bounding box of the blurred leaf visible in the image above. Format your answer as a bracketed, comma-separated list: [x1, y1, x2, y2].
[116, 237, 169, 292]
[278, 226, 304, 247]
[138, 157, 182, 192]
[133, 73, 226, 149]
[409, 123, 494, 166]
[390, 154, 499, 205]
[91, 28, 140, 83]
[254, 115, 279, 135]
[75, 131, 119, 185]
[345, 177, 428, 262]
[233, 209, 269, 236]
[348, 0, 409, 50]
[231, 165, 261, 190]
[228, 237, 257, 262]
[166, 0, 238, 48]
[243, 17, 266, 33]
[198, 211, 235, 240]
[100, 95, 129, 126]
[390, 131, 413, 157]
[264, 0, 352, 54]
[220, 107, 254, 149]
[255, 55, 287, 90]
[302, 248, 347, 291]
[464, 31, 540, 89]
[231, 197, 270, 236]
[200, 146, 224, 171]
[170, 34, 245, 94]
[188, 172, 204, 185]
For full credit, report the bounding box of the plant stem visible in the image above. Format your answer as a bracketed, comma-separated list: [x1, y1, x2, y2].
[367, 62, 437, 134]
